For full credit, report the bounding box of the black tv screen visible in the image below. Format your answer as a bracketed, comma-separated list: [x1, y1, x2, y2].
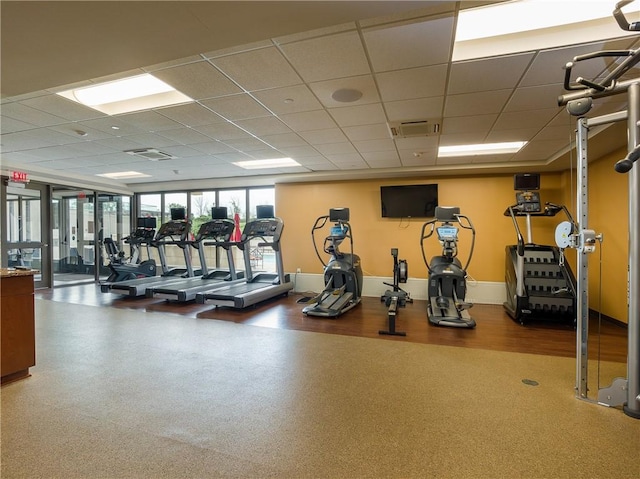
[381, 184, 438, 218]
[514, 173, 540, 191]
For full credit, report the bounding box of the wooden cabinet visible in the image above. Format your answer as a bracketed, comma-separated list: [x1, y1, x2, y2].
[1, 269, 36, 384]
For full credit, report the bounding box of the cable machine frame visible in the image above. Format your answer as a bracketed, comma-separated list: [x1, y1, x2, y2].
[558, 56, 640, 418]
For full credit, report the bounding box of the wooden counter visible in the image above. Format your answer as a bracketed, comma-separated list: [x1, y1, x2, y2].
[1, 268, 36, 384]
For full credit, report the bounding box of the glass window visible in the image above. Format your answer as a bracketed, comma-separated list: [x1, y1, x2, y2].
[140, 194, 162, 227]
[249, 188, 275, 220]
[163, 192, 187, 224]
[190, 191, 217, 236]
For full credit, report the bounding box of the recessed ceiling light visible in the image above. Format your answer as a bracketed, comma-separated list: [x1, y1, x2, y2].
[233, 158, 301, 169]
[438, 141, 527, 157]
[57, 73, 193, 115]
[96, 171, 152, 179]
[454, 0, 640, 61]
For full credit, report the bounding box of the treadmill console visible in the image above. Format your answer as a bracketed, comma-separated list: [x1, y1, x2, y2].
[516, 191, 541, 213]
[437, 226, 458, 242]
[196, 219, 235, 240]
[155, 220, 190, 240]
[242, 218, 283, 240]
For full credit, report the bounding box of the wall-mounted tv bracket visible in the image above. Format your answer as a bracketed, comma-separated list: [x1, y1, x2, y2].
[557, 0, 640, 419]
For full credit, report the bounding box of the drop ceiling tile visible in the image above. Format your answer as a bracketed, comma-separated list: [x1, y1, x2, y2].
[155, 128, 213, 145]
[361, 150, 400, 163]
[203, 39, 274, 58]
[277, 145, 320, 158]
[143, 55, 204, 72]
[156, 103, 225, 127]
[485, 128, 540, 143]
[152, 61, 242, 100]
[252, 85, 323, 114]
[77, 117, 146, 136]
[234, 117, 291, 136]
[314, 142, 357, 155]
[279, 110, 337, 132]
[0, 128, 82, 152]
[448, 53, 534, 95]
[438, 132, 487, 145]
[213, 152, 252, 163]
[493, 108, 559, 131]
[159, 145, 202, 158]
[126, 133, 181, 149]
[377, 64, 448, 102]
[299, 128, 348, 145]
[394, 136, 439, 150]
[533, 125, 577, 141]
[504, 84, 565, 112]
[342, 123, 390, 141]
[399, 149, 437, 166]
[201, 94, 271, 120]
[117, 110, 185, 131]
[441, 114, 497, 135]
[329, 103, 387, 127]
[1, 116, 38, 134]
[281, 31, 370, 82]
[364, 16, 454, 72]
[22, 94, 105, 122]
[1, 102, 67, 127]
[471, 154, 514, 164]
[309, 75, 380, 108]
[223, 137, 269, 152]
[327, 154, 367, 169]
[94, 136, 150, 151]
[246, 149, 286, 160]
[274, 22, 355, 45]
[385, 97, 444, 122]
[260, 132, 307, 149]
[353, 138, 396, 153]
[48, 123, 114, 141]
[512, 139, 567, 161]
[190, 141, 236, 155]
[444, 89, 512, 117]
[193, 122, 251, 141]
[212, 47, 301, 91]
[522, 38, 636, 87]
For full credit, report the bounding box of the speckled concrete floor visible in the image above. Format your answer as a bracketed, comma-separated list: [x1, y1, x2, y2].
[1, 299, 638, 479]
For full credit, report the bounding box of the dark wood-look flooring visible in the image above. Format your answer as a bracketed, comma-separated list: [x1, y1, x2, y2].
[36, 284, 628, 362]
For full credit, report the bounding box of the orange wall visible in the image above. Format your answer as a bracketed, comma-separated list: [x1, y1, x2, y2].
[276, 173, 565, 282]
[584, 148, 630, 323]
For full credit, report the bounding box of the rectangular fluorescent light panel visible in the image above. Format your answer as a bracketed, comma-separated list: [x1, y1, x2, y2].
[233, 158, 300, 169]
[438, 141, 527, 158]
[454, 0, 640, 61]
[57, 74, 193, 115]
[96, 171, 151, 179]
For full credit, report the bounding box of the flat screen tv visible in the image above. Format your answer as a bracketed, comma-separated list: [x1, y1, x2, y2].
[380, 184, 438, 218]
[514, 173, 540, 191]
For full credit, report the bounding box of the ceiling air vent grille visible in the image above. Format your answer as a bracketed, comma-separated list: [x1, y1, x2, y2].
[124, 148, 174, 161]
[387, 119, 441, 139]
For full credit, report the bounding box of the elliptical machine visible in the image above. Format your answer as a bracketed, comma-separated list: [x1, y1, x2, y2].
[103, 217, 157, 282]
[302, 208, 363, 318]
[420, 206, 476, 328]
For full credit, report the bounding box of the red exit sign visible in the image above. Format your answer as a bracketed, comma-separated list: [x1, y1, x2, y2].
[11, 171, 28, 182]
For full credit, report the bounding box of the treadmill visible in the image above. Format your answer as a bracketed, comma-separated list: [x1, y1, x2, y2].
[145, 207, 245, 302]
[101, 208, 198, 297]
[196, 207, 293, 309]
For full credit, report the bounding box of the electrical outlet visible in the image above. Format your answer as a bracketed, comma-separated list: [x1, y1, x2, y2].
[296, 268, 301, 273]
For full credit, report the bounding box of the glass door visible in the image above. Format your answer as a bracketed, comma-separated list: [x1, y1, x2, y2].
[4, 182, 50, 288]
[97, 194, 132, 281]
[52, 188, 96, 286]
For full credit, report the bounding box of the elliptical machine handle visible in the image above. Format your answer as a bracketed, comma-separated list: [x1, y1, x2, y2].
[420, 219, 437, 274]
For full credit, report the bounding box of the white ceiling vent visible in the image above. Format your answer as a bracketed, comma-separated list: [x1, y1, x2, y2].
[124, 148, 174, 161]
[387, 119, 441, 139]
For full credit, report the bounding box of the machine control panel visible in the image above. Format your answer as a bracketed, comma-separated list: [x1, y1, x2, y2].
[196, 219, 235, 240]
[516, 191, 541, 213]
[437, 226, 458, 241]
[242, 218, 283, 240]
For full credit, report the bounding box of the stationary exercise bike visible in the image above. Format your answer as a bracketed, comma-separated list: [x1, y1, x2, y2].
[302, 208, 363, 318]
[103, 217, 157, 283]
[420, 206, 476, 328]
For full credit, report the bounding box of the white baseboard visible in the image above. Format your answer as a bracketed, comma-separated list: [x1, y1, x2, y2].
[290, 272, 506, 305]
